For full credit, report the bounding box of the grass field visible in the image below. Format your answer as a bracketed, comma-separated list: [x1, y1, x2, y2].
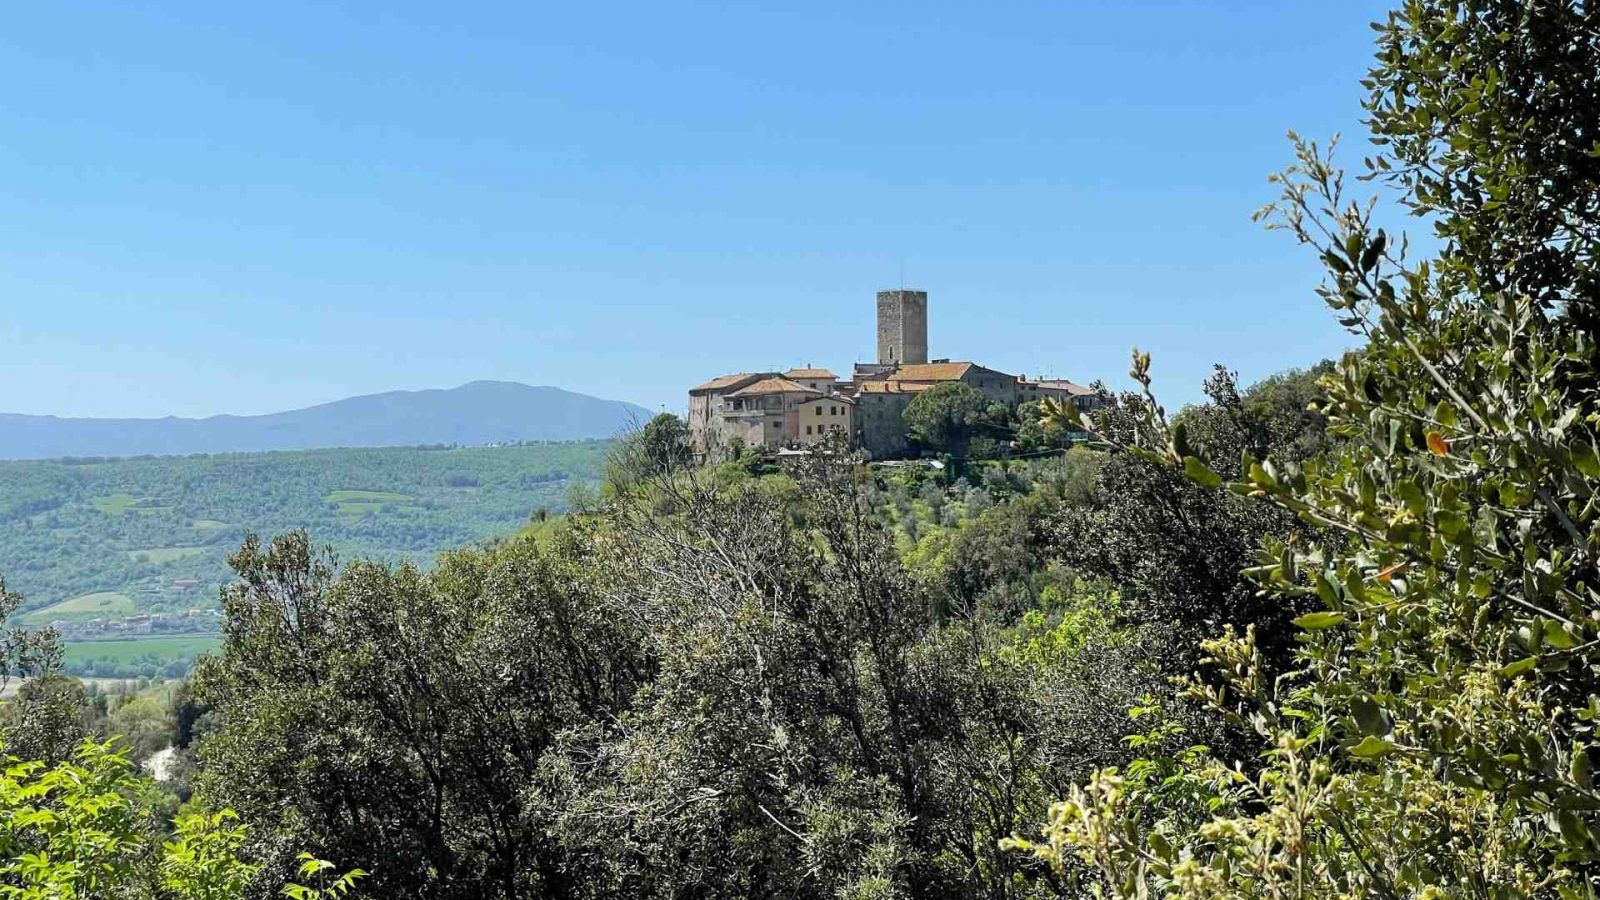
[92, 493, 171, 515]
[325, 489, 413, 504]
[326, 489, 416, 521]
[22, 591, 136, 624]
[92, 493, 141, 515]
[126, 547, 206, 564]
[192, 518, 231, 531]
[62, 635, 221, 666]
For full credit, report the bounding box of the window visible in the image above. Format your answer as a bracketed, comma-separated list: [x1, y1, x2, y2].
[805, 426, 812, 435]
[816, 406, 822, 416]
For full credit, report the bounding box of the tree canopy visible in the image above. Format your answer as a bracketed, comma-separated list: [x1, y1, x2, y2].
[902, 383, 997, 456]
[1010, 0, 1600, 894]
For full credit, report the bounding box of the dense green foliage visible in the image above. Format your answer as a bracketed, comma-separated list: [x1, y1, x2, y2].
[1045, 364, 1332, 680]
[0, 442, 610, 618]
[171, 389, 1325, 898]
[0, 738, 362, 899]
[903, 383, 1001, 456]
[1008, 0, 1600, 895]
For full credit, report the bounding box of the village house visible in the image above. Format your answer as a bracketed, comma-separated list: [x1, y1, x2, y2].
[688, 289, 1097, 459]
[688, 372, 778, 453]
[720, 376, 829, 447]
[1017, 376, 1107, 411]
[784, 367, 838, 394]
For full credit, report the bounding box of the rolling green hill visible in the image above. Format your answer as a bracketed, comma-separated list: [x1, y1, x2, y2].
[0, 441, 611, 623]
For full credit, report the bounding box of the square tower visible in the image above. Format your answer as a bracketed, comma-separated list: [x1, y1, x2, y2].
[876, 289, 928, 365]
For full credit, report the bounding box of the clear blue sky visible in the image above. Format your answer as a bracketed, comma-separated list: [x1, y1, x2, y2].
[1, 1, 1394, 418]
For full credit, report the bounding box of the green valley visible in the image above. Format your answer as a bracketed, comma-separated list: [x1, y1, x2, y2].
[0, 441, 611, 634]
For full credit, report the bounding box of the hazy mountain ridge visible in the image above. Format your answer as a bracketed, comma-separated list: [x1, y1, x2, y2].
[0, 381, 652, 460]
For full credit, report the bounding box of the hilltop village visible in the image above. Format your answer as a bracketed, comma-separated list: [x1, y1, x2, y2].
[688, 289, 1101, 459]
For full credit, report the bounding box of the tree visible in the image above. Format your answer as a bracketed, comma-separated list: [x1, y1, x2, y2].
[3, 674, 95, 764]
[1012, 1, 1600, 894]
[1015, 400, 1070, 453]
[1041, 366, 1330, 681]
[1175, 362, 1334, 470]
[192, 529, 650, 899]
[541, 446, 1164, 899]
[0, 574, 72, 763]
[903, 382, 994, 455]
[639, 412, 692, 470]
[605, 413, 693, 496]
[108, 690, 177, 763]
[0, 574, 61, 693]
[0, 738, 363, 900]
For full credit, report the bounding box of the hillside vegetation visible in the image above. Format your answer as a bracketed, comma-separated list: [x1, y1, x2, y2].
[0, 441, 611, 619]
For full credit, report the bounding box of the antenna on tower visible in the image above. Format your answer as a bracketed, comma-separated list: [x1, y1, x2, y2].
[898, 255, 905, 290]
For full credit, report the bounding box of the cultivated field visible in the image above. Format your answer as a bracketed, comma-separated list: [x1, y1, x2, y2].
[21, 591, 135, 625]
[62, 635, 221, 666]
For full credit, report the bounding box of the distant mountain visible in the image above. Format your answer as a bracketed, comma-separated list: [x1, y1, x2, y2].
[0, 381, 654, 460]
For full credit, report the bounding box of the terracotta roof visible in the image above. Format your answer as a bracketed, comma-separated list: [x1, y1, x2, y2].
[889, 362, 976, 382]
[726, 376, 824, 398]
[784, 367, 838, 380]
[799, 393, 854, 405]
[690, 372, 777, 394]
[857, 380, 936, 395]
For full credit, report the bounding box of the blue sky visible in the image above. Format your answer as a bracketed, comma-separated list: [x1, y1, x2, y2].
[1, 1, 1395, 418]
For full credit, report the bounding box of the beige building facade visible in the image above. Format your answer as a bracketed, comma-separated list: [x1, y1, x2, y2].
[795, 394, 853, 446]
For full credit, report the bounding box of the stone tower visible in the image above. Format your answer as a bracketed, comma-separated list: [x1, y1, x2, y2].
[876, 289, 928, 365]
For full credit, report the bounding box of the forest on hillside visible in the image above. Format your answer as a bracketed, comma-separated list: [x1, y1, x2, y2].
[0, 441, 610, 618]
[6, 0, 1600, 897]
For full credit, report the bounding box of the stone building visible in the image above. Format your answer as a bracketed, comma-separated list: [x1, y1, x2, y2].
[852, 380, 931, 458]
[690, 375, 836, 455]
[784, 367, 838, 394]
[688, 372, 778, 454]
[876, 290, 928, 365]
[1017, 376, 1105, 411]
[874, 361, 1020, 406]
[687, 288, 1099, 459]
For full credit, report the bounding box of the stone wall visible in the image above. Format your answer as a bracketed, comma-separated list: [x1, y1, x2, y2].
[855, 391, 916, 459]
[875, 290, 928, 366]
